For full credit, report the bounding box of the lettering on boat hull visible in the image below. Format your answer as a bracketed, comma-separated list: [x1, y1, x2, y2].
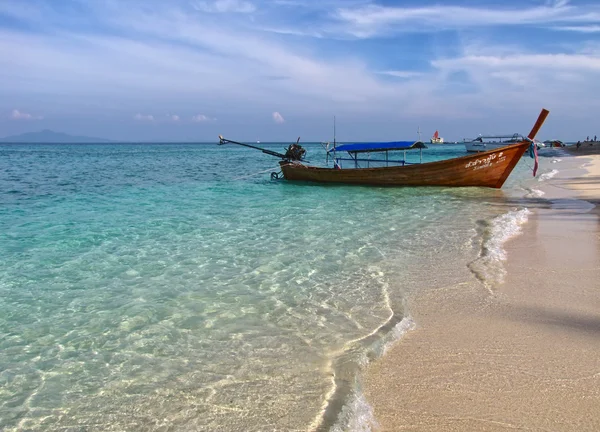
[465, 152, 507, 171]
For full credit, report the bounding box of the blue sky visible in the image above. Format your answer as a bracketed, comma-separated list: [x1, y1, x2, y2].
[1, 0, 600, 141]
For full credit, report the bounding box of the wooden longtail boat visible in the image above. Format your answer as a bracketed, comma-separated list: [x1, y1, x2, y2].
[219, 108, 549, 189]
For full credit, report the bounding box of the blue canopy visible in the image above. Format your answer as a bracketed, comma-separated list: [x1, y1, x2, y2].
[331, 141, 427, 153]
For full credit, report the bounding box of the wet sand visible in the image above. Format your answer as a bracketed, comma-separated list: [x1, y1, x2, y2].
[363, 155, 600, 431]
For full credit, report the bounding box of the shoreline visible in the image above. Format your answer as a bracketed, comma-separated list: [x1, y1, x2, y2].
[363, 154, 600, 431]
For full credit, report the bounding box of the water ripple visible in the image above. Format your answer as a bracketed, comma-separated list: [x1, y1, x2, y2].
[0, 143, 536, 431]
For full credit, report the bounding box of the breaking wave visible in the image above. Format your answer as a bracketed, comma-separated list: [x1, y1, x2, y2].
[524, 187, 545, 198]
[538, 169, 559, 181]
[468, 209, 531, 289]
[329, 316, 414, 432]
[330, 390, 378, 432]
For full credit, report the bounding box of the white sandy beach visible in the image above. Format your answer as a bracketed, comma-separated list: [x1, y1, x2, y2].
[364, 154, 600, 431]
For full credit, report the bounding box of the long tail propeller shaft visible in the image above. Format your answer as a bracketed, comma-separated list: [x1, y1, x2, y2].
[219, 136, 287, 159]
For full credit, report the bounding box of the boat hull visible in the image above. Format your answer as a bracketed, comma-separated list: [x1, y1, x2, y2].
[280, 142, 530, 188]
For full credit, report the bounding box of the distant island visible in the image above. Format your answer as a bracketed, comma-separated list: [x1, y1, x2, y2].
[0, 129, 112, 143]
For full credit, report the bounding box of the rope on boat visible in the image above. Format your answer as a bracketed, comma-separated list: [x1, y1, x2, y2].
[232, 167, 281, 181]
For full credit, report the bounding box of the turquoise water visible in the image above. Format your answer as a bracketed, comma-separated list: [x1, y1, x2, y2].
[0, 143, 548, 431]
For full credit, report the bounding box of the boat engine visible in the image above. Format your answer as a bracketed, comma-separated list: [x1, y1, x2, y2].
[284, 138, 306, 161]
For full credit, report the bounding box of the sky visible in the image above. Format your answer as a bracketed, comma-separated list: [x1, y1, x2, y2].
[1, 0, 600, 142]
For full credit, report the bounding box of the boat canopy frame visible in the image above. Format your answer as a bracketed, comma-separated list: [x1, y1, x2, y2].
[327, 140, 428, 168]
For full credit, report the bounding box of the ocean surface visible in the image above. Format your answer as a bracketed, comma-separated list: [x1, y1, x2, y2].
[0, 142, 562, 431]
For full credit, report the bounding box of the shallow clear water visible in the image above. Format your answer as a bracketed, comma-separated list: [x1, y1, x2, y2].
[0, 143, 549, 431]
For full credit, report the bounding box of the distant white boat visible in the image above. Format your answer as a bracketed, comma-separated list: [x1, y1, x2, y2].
[430, 130, 444, 144]
[257, 140, 260, 144]
[464, 133, 526, 152]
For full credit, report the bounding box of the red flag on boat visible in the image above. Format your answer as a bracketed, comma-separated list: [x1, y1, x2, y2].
[526, 108, 549, 178]
[433, 130, 439, 139]
[533, 141, 539, 177]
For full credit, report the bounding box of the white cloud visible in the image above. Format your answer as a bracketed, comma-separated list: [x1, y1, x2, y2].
[331, 1, 600, 38]
[10, 109, 42, 120]
[272, 111, 285, 123]
[550, 0, 570, 9]
[257, 27, 324, 38]
[378, 70, 422, 79]
[433, 53, 600, 76]
[426, 44, 600, 119]
[192, 114, 215, 122]
[4, 0, 575, 121]
[1, 0, 600, 140]
[134, 113, 154, 121]
[193, 0, 256, 14]
[555, 25, 600, 33]
[169, 114, 181, 122]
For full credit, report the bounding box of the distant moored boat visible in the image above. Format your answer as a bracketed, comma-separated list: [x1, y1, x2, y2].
[464, 133, 526, 153]
[430, 130, 444, 144]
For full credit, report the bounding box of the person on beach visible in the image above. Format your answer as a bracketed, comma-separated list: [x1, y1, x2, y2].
[576, 141, 581, 149]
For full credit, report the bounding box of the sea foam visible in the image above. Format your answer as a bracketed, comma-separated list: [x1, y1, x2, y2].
[468, 208, 531, 289]
[525, 187, 545, 198]
[330, 390, 379, 432]
[538, 169, 558, 181]
[330, 316, 415, 432]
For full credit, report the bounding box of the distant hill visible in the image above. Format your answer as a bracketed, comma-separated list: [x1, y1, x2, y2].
[0, 129, 112, 143]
